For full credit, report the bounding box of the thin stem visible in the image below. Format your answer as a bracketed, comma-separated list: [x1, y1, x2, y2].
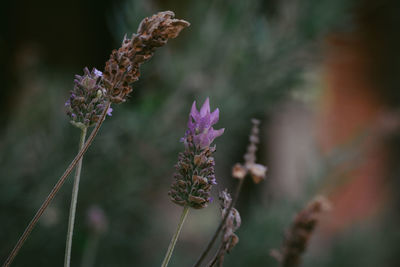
[64, 127, 87, 267]
[161, 206, 190, 267]
[193, 178, 244, 267]
[2, 102, 111, 267]
[206, 243, 223, 267]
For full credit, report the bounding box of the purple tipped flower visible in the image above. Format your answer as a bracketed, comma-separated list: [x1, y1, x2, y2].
[169, 98, 224, 209]
[65, 67, 109, 128]
[187, 98, 224, 148]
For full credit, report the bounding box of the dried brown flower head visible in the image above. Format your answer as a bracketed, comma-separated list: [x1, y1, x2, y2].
[271, 196, 331, 267]
[219, 190, 241, 252]
[208, 189, 242, 267]
[103, 11, 190, 103]
[232, 119, 267, 183]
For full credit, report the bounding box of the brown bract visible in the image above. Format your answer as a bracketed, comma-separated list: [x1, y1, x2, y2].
[169, 145, 216, 209]
[103, 11, 190, 103]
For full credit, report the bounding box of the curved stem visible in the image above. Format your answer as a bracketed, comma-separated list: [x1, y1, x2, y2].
[161, 206, 190, 267]
[206, 243, 223, 267]
[64, 127, 87, 267]
[2, 102, 111, 267]
[193, 178, 244, 267]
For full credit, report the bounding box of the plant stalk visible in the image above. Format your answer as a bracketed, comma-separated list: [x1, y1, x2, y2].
[64, 127, 87, 267]
[2, 102, 111, 267]
[193, 178, 244, 267]
[206, 243, 223, 267]
[161, 206, 190, 267]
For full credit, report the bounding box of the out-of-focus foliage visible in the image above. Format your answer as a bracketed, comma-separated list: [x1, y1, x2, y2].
[4, 0, 399, 266]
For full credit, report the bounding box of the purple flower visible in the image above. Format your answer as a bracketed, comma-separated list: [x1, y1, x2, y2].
[107, 107, 113, 116]
[186, 98, 224, 148]
[66, 67, 109, 128]
[169, 97, 224, 209]
[93, 68, 103, 77]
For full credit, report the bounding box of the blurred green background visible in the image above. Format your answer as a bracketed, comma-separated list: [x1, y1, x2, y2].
[1, 0, 400, 266]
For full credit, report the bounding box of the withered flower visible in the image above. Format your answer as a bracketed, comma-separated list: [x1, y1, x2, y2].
[169, 98, 224, 209]
[103, 11, 190, 103]
[219, 189, 241, 252]
[232, 119, 267, 183]
[208, 190, 241, 267]
[271, 196, 331, 267]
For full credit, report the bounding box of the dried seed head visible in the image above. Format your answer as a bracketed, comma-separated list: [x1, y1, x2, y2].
[232, 163, 247, 179]
[232, 119, 267, 183]
[244, 118, 261, 168]
[65, 67, 111, 129]
[219, 190, 241, 243]
[213, 189, 242, 266]
[248, 163, 267, 184]
[272, 196, 331, 267]
[169, 145, 217, 209]
[103, 11, 190, 103]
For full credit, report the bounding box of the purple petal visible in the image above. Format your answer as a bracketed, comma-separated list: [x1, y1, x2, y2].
[107, 107, 113, 116]
[193, 135, 201, 147]
[184, 98, 224, 148]
[187, 116, 195, 134]
[93, 68, 103, 77]
[197, 116, 211, 133]
[199, 132, 211, 148]
[210, 108, 219, 125]
[190, 101, 200, 121]
[83, 67, 90, 75]
[213, 128, 225, 138]
[208, 128, 225, 144]
[200, 97, 210, 117]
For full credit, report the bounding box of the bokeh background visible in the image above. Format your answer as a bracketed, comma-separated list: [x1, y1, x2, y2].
[1, 0, 400, 266]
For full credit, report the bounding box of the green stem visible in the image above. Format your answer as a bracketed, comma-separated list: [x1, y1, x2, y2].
[64, 127, 87, 267]
[161, 206, 190, 267]
[2, 102, 111, 267]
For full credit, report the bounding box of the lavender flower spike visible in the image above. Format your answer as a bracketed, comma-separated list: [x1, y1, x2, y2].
[65, 67, 109, 129]
[187, 98, 225, 148]
[169, 98, 224, 209]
